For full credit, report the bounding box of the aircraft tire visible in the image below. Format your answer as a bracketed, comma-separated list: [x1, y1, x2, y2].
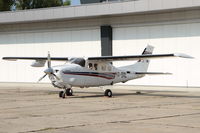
[105, 89, 112, 97]
[59, 91, 64, 98]
[66, 88, 73, 96]
[62, 93, 65, 98]
[136, 91, 141, 95]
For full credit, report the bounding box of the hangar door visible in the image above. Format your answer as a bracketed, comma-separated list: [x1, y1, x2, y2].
[113, 22, 200, 87]
[0, 28, 100, 82]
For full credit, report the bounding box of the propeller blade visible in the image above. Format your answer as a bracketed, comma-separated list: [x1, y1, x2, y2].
[47, 51, 51, 68]
[52, 73, 60, 80]
[38, 74, 47, 82]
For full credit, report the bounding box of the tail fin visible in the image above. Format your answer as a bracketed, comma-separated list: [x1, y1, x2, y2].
[142, 45, 154, 55]
[133, 45, 154, 72]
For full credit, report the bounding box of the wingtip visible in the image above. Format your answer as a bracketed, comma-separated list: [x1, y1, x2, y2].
[174, 53, 194, 59]
[164, 72, 173, 75]
[2, 57, 17, 61]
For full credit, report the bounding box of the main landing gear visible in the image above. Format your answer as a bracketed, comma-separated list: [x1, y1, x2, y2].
[59, 88, 113, 98]
[104, 89, 112, 97]
[59, 88, 73, 98]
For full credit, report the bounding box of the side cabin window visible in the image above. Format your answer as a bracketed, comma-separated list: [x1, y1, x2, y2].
[88, 63, 93, 69]
[108, 66, 112, 71]
[88, 63, 98, 70]
[94, 64, 98, 70]
[101, 65, 106, 71]
[101, 65, 112, 71]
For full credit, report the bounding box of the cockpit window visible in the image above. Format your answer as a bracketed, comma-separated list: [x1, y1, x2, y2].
[69, 58, 86, 67]
[88, 63, 93, 69]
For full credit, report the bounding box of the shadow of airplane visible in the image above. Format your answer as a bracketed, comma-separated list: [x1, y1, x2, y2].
[48, 90, 200, 99]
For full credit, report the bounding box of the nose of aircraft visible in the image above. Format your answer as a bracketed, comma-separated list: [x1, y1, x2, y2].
[44, 68, 54, 74]
[44, 67, 60, 81]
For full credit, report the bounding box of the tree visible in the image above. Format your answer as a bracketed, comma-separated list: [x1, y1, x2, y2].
[0, 0, 71, 11]
[0, 0, 14, 11]
[15, 0, 32, 10]
[32, 0, 62, 9]
[63, 0, 70, 6]
[15, 0, 70, 10]
[0, 0, 3, 10]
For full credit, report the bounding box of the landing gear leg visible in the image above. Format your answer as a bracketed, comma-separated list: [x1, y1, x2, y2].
[104, 89, 112, 97]
[59, 88, 73, 98]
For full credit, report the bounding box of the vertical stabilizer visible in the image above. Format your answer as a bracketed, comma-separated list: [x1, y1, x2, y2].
[133, 45, 154, 72]
[142, 45, 154, 55]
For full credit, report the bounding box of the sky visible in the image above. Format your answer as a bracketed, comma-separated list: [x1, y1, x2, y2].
[71, 0, 81, 6]
[64, 0, 80, 6]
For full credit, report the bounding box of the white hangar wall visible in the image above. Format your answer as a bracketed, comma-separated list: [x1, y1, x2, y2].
[0, 1, 200, 87]
[113, 22, 200, 87]
[0, 27, 101, 82]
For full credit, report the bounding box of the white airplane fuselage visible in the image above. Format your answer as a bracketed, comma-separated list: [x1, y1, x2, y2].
[51, 63, 144, 89]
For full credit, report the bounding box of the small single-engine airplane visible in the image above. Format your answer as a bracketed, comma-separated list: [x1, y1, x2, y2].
[2, 45, 193, 98]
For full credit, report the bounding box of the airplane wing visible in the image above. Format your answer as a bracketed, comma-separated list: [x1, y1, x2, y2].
[2, 53, 193, 62]
[2, 57, 69, 61]
[88, 53, 193, 61]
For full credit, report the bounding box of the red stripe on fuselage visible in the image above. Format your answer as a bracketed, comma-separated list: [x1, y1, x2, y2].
[63, 72, 115, 80]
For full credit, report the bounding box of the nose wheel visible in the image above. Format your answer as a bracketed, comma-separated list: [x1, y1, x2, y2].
[104, 89, 112, 97]
[59, 91, 64, 98]
[59, 88, 73, 98]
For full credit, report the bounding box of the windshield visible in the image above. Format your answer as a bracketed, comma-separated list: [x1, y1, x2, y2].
[69, 58, 86, 67]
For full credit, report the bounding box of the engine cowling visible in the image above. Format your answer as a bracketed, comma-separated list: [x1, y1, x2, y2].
[31, 60, 46, 67]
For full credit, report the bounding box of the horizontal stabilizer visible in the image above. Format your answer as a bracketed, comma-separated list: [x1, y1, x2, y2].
[135, 72, 172, 75]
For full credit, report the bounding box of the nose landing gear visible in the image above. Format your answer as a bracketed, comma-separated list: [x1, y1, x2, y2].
[59, 88, 73, 98]
[59, 91, 64, 98]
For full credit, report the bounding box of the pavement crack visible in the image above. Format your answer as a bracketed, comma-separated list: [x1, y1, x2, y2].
[22, 112, 200, 133]
[20, 124, 88, 133]
[108, 112, 200, 124]
[149, 123, 200, 129]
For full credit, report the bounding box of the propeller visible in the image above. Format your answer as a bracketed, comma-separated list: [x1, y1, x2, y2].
[47, 51, 51, 68]
[38, 74, 47, 82]
[38, 52, 60, 82]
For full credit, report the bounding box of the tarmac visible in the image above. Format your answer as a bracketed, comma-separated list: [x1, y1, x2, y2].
[0, 83, 200, 133]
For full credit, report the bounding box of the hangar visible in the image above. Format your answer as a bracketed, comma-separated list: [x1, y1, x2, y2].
[0, 0, 200, 87]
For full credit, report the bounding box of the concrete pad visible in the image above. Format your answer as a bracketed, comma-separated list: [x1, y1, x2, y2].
[0, 83, 200, 133]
